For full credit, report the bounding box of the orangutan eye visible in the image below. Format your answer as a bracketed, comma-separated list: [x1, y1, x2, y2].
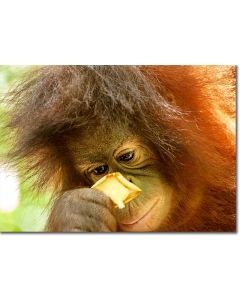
[92, 165, 109, 176]
[118, 151, 134, 162]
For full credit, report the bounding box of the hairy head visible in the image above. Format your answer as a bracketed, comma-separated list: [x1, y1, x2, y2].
[4, 66, 188, 192]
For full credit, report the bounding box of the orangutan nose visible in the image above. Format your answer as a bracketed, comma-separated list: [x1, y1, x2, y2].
[126, 176, 133, 184]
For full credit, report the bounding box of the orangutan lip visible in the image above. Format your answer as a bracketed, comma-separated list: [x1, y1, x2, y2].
[120, 200, 158, 226]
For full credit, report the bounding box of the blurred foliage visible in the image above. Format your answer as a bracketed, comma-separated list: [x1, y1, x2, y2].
[0, 66, 51, 232]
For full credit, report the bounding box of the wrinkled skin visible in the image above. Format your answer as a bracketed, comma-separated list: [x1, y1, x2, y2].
[46, 126, 173, 232]
[47, 189, 117, 232]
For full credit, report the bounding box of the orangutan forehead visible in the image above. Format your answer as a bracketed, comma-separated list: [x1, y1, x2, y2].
[67, 127, 144, 164]
[67, 127, 130, 162]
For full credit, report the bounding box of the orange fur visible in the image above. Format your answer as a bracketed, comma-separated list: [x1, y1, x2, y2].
[142, 66, 236, 231]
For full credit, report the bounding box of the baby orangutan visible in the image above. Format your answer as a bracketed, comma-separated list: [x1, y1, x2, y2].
[4, 65, 236, 232]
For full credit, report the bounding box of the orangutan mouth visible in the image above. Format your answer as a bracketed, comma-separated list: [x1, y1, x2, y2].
[120, 199, 159, 227]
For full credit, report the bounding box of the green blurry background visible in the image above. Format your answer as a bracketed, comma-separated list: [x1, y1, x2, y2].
[0, 66, 50, 232]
